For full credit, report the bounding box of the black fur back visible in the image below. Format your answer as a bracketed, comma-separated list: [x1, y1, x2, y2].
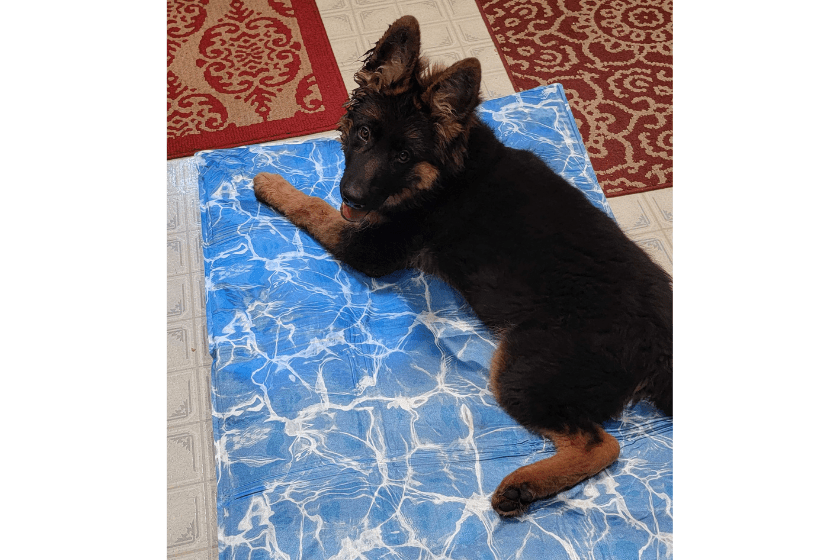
[327, 16, 672, 434]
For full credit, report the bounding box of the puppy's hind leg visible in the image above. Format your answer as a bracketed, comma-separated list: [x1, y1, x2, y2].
[490, 427, 619, 517]
[487, 329, 621, 517]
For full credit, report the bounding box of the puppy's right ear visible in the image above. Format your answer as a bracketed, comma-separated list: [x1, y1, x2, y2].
[355, 16, 421, 94]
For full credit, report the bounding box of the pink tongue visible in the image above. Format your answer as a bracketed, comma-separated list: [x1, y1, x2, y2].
[340, 203, 368, 222]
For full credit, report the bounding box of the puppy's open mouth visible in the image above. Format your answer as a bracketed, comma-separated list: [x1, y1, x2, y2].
[340, 202, 370, 222]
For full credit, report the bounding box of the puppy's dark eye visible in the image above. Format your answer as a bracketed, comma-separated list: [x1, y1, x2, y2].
[358, 126, 370, 142]
[397, 150, 410, 164]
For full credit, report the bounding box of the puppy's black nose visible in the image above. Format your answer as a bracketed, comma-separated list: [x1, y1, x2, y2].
[339, 179, 369, 209]
[341, 194, 367, 209]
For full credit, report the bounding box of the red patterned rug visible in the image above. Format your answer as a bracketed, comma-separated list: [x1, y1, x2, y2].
[167, 0, 347, 159]
[476, 0, 672, 197]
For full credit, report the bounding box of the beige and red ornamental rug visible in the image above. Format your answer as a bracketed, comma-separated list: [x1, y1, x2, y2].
[476, 0, 673, 197]
[167, 0, 347, 159]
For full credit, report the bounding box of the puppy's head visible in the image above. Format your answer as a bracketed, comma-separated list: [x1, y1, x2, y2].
[336, 16, 482, 222]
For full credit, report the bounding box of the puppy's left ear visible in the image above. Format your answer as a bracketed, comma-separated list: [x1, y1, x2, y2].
[355, 15, 421, 94]
[423, 57, 482, 124]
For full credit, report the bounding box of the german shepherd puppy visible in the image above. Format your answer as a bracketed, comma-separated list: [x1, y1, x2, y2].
[253, 16, 672, 517]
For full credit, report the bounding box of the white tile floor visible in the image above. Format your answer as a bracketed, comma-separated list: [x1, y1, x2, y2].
[166, 1, 672, 556]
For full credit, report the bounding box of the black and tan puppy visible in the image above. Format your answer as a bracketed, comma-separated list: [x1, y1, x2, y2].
[253, 16, 672, 517]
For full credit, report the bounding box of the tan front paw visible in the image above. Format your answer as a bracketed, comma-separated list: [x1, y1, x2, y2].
[253, 172, 295, 209]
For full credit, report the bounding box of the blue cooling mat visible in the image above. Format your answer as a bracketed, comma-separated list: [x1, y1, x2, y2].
[198, 84, 672, 559]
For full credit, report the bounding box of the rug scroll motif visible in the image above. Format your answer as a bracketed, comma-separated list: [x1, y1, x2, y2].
[167, 0, 347, 159]
[476, 0, 673, 196]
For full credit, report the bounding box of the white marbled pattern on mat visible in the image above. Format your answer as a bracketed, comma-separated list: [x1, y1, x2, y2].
[194, 85, 670, 559]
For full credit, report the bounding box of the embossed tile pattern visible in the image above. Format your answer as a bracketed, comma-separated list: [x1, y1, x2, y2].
[168, 155, 218, 559]
[167, 485, 211, 554]
[608, 189, 674, 277]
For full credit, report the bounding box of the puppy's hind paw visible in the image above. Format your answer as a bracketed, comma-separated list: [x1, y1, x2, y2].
[491, 483, 535, 518]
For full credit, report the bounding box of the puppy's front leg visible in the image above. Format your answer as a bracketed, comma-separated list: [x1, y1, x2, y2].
[254, 172, 407, 278]
[253, 172, 347, 253]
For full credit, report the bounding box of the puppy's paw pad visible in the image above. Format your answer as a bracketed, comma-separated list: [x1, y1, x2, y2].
[491, 484, 535, 518]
